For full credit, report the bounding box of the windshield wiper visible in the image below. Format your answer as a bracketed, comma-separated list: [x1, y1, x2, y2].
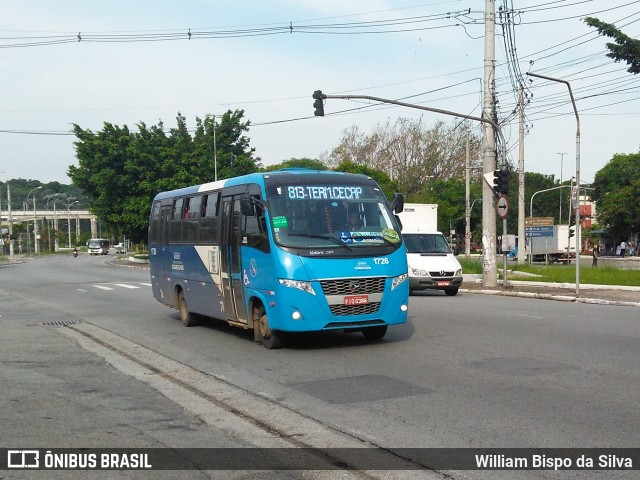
[287, 233, 353, 251]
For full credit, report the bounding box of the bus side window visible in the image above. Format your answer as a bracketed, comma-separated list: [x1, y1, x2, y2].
[149, 201, 161, 243]
[200, 193, 219, 244]
[243, 198, 270, 253]
[170, 198, 184, 243]
[183, 196, 201, 243]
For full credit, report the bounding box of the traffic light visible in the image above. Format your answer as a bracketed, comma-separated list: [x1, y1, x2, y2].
[491, 169, 510, 199]
[312, 90, 325, 116]
[497, 169, 510, 194]
[569, 225, 576, 238]
[492, 170, 501, 198]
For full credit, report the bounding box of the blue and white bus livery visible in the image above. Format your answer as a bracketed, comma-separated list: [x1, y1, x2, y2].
[148, 169, 409, 349]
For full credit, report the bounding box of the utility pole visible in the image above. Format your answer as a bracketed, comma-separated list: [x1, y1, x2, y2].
[482, 0, 498, 287]
[517, 84, 525, 265]
[33, 194, 39, 255]
[213, 114, 218, 182]
[465, 135, 471, 257]
[7, 184, 14, 259]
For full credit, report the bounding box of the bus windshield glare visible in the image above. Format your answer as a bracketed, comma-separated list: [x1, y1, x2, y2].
[265, 181, 401, 249]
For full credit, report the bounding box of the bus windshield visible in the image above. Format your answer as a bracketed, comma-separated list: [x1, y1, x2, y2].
[265, 180, 401, 249]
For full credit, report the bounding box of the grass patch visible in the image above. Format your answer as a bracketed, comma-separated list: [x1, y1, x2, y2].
[456, 256, 640, 286]
[510, 264, 640, 286]
[458, 256, 483, 274]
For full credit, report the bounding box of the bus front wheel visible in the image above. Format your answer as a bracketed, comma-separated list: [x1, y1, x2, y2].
[362, 325, 387, 341]
[178, 291, 198, 327]
[254, 305, 283, 349]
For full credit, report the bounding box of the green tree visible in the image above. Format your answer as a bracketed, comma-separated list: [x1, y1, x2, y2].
[525, 172, 565, 223]
[332, 160, 400, 201]
[592, 152, 640, 239]
[322, 118, 482, 199]
[262, 158, 327, 171]
[68, 110, 260, 242]
[585, 17, 640, 74]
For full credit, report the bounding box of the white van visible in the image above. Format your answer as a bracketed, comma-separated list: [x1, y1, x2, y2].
[396, 203, 463, 296]
[403, 232, 463, 296]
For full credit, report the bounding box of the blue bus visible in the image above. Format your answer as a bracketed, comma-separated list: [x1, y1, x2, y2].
[148, 169, 409, 348]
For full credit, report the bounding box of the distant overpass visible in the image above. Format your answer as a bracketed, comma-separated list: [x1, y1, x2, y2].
[0, 209, 100, 239]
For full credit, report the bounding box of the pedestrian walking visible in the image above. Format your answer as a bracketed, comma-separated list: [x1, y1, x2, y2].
[620, 240, 627, 257]
[592, 245, 598, 268]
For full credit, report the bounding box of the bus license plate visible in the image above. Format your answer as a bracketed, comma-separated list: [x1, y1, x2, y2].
[344, 295, 369, 306]
[437, 281, 451, 287]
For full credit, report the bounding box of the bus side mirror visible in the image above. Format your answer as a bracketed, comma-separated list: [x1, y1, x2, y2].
[241, 196, 266, 217]
[240, 199, 255, 217]
[391, 193, 404, 214]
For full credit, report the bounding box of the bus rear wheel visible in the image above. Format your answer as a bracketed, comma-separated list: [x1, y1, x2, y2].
[178, 291, 198, 327]
[362, 325, 387, 341]
[254, 305, 283, 349]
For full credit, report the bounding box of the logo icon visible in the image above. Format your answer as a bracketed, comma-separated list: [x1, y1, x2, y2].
[8, 450, 39, 468]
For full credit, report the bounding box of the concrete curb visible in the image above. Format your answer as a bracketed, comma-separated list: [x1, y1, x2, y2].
[462, 274, 640, 292]
[459, 288, 640, 308]
[106, 259, 150, 270]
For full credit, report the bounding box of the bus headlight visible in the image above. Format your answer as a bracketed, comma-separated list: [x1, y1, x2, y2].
[278, 279, 315, 295]
[391, 273, 408, 290]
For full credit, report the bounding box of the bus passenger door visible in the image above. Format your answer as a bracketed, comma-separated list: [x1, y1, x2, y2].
[220, 198, 247, 324]
[159, 204, 172, 301]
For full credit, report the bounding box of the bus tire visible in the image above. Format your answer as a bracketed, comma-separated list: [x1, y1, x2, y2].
[254, 305, 283, 349]
[362, 325, 387, 341]
[178, 291, 198, 327]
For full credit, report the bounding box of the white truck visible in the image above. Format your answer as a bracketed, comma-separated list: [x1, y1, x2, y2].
[529, 225, 576, 264]
[397, 203, 463, 296]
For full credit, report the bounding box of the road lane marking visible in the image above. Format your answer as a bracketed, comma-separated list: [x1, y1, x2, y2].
[512, 313, 543, 319]
[113, 283, 139, 289]
[93, 285, 114, 291]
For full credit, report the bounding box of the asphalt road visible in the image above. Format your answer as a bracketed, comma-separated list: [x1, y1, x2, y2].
[1, 254, 639, 479]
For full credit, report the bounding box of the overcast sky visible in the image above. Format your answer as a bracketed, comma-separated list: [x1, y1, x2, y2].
[1, 0, 639, 186]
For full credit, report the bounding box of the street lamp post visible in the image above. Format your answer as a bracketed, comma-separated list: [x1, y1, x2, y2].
[213, 114, 218, 182]
[7, 184, 14, 258]
[527, 72, 580, 296]
[44, 193, 62, 252]
[26, 186, 42, 255]
[529, 183, 574, 219]
[66, 201, 79, 248]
